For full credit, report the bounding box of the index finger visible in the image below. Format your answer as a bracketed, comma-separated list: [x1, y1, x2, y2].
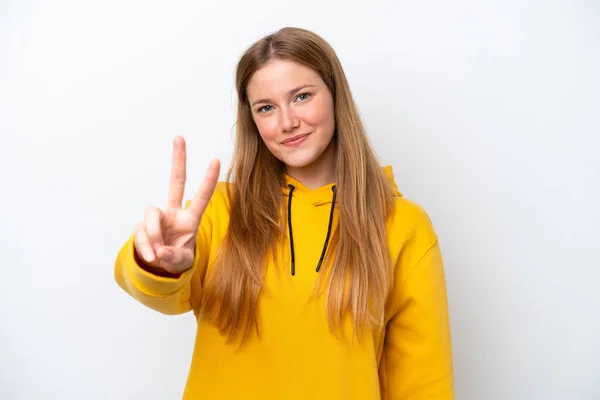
[168, 136, 187, 208]
[188, 159, 221, 220]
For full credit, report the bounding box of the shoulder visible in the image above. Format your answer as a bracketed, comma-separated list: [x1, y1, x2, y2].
[381, 165, 437, 244]
[386, 196, 439, 269]
[388, 196, 437, 241]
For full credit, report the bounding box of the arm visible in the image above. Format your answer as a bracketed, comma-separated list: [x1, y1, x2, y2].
[381, 239, 454, 399]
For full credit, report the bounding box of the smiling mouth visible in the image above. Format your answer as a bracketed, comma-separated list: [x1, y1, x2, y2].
[281, 133, 311, 145]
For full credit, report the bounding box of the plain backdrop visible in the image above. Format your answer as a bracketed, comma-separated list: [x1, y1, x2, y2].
[1, 0, 599, 399]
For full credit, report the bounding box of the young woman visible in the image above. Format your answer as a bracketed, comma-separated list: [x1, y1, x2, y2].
[114, 27, 454, 399]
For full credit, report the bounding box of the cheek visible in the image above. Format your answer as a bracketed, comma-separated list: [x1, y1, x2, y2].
[324, 106, 335, 132]
[304, 95, 334, 128]
[254, 118, 279, 142]
[312, 101, 335, 135]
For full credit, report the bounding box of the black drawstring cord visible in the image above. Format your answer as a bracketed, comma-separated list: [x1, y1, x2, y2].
[286, 184, 337, 276]
[287, 184, 296, 276]
[316, 186, 336, 273]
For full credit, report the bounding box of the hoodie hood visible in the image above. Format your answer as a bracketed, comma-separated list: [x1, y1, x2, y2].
[282, 175, 337, 207]
[282, 165, 402, 206]
[382, 164, 403, 197]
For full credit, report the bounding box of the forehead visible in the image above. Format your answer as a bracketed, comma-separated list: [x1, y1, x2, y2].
[246, 59, 323, 100]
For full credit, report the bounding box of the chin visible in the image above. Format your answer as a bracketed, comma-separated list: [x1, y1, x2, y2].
[279, 150, 320, 169]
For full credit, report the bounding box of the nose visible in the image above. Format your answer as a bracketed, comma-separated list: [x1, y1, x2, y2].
[280, 107, 300, 132]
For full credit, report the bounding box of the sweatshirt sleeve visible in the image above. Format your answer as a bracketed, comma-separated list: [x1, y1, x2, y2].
[381, 219, 454, 398]
[113, 199, 213, 316]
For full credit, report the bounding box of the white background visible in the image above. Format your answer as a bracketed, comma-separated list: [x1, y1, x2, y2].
[1, 0, 599, 399]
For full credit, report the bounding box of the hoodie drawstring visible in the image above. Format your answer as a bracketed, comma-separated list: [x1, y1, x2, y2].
[286, 184, 337, 276]
[287, 184, 297, 276]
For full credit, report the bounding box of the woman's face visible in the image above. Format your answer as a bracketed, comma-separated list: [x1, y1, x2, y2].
[246, 59, 336, 174]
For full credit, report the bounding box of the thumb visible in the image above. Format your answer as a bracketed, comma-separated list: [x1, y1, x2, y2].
[159, 247, 174, 264]
[156, 246, 193, 273]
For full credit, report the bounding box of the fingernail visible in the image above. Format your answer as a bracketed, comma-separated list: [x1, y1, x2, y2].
[144, 250, 155, 262]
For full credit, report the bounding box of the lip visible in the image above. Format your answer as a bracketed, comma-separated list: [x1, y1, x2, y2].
[281, 133, 311, 146]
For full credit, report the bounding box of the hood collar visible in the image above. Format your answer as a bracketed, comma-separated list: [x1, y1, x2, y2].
[282, 174, 336, 206]
[282, 165, 401, 206]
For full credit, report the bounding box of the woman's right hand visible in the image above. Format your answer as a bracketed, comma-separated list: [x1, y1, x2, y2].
[133, 136, 220, 275]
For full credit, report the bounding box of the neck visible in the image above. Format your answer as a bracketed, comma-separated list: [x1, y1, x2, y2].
[286, 141, 336, 190]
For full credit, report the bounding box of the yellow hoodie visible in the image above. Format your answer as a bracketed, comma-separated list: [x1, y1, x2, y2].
[114, 166, 454, 399]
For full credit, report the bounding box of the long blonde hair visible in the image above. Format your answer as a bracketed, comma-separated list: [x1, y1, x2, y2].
[200, 27, 397, 344]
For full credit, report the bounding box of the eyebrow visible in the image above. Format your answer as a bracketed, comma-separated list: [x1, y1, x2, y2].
[250, 84, 316, 107]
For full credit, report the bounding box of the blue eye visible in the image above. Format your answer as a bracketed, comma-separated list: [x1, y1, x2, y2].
[295, 93, 311, 102]
[258, 105, 274, 113]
